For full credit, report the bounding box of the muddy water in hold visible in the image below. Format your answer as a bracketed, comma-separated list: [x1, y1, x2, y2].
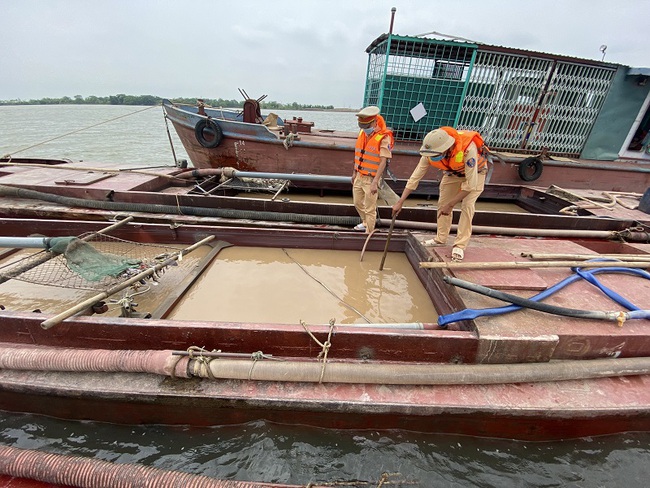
[169, 247, 437, 324]
[0, 249, 87, 314]
[0, 244, 436, 324]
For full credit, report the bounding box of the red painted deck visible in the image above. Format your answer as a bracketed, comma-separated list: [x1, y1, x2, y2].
[0, 159, 648, 441]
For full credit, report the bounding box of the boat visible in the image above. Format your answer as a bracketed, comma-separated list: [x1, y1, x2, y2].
[161, 10, 650, 193]
[0, 156, 648, 232]
[0, 213, 649, 443]
[0, 157, 649, 444]
[162, 98, 650, 194]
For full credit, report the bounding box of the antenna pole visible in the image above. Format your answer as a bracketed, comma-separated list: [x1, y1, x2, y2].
[389, 7, 396, 34]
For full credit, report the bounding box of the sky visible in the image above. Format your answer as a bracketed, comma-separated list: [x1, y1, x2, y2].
[2, 0, 649, 108]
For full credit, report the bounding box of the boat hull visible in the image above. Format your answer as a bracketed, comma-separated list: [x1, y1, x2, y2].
[163, 100, 650, 193]
[2, 368, 650, 442]
[0, 217, 648, 441]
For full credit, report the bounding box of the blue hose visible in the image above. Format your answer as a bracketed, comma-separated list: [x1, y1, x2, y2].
[438, 260, 650, 327]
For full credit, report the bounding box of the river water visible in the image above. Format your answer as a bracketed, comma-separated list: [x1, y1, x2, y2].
[0, 105, 649, 487]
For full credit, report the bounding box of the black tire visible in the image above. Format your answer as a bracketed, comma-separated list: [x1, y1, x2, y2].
[517, 157, 543, 181]
[194, 119, 223, 148]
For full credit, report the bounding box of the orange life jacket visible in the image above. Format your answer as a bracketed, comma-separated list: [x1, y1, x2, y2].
[354, 115, 394, 177]
[427, 126, 488, 176]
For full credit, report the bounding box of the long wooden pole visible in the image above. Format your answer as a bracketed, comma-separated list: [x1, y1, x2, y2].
[521, 253, 650, 261]
[379, 215, 397, 271]
[420, 260, 650, 270]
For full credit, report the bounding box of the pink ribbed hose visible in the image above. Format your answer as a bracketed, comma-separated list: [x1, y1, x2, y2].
[0, 345, 189, 378]
[0, 445, 320, 488]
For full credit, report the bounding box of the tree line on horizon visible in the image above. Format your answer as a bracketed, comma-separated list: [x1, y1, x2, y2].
[0, 94, 337, 110]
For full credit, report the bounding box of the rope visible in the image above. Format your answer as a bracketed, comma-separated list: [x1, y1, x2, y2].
[174, 193, 185, 215]
[300, 319, 335, 383]
[376, 472, 390, 488]
[108, 290, 145, 317]
[559, 190, 642, 215]
[248, 350, 267, 380]
[186, 346, 216, 379]
[2, 106, 157, 158]
[283, 132, 297, 150]
[282, 248, 372, 323]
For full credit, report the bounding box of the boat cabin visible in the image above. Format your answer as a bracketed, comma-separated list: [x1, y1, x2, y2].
[363, 33, 650, 161]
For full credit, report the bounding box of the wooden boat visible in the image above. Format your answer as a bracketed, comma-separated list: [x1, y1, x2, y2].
[0, 156, 649, 443]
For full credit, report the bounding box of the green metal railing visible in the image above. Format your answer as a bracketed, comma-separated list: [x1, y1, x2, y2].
[364, 35, 616, 156]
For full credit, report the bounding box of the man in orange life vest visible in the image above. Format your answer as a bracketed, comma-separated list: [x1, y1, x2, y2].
[392, 127, 488, 262]
[352, 106, 393, 233]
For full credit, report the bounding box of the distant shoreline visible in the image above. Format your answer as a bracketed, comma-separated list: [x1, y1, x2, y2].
[0, 104, 360, 113]
[0, 95, 359, 112]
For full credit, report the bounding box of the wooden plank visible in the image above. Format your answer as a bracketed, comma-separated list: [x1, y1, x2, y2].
[149, 240, 233, 319]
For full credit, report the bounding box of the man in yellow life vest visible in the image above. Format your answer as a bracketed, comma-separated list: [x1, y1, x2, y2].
[392, 127, 488, 262]
[352, 106, 393, 233]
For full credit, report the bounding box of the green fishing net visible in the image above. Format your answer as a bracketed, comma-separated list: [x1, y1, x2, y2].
[47, 237, 142, 282]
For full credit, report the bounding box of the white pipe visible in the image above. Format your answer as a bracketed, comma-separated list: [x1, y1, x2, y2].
[0, 237, 49, 249]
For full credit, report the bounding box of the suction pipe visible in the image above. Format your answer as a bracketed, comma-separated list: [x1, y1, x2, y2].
[2, 345, 650, 386]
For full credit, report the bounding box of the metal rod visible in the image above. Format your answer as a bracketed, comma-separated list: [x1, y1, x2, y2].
[172, 350, 272, 359]
[231, 170, 350, 184]
[359, 229, 378, 262]
[163, 113, 179, 166]
[395, 220, 646, 241]
[270, 180, 290, 201]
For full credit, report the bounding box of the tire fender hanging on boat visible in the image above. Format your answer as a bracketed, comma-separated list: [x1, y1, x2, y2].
[517, 156, 543, 181]
[194, 118, 223, 148]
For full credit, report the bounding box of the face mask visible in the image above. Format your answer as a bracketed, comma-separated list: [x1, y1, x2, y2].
[428, 154, 445, 161]
[363, 127, 375, 136]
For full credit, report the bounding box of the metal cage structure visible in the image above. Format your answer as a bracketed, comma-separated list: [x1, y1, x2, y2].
[363, 34, 617, 157]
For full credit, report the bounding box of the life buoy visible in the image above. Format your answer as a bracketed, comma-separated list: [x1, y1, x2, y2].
[194, 119, 223, 148]
[518, 157, 543, 181]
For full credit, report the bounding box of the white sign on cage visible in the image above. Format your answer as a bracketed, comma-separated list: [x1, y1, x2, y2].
[410, 103, 426, 122]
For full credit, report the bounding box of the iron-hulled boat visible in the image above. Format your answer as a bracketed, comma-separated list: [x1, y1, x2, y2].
[0, 157, 649, 442]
